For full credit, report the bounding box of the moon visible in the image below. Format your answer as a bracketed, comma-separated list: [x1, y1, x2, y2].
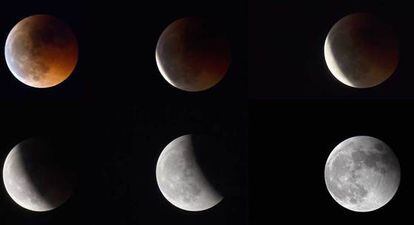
[324, 13, 398, 88]
[2, 138, 73, 212]
[155, 17, 230, 92]
[156, 134, 223, 211]
[5, 15, 78, 88]
[324, 136, 400, 212]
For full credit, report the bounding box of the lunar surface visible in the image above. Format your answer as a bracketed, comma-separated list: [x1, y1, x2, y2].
[155, 17, 230, 92]
[156, 134, 223, 211]
[5, 15, 78, 88]
[324, 136, 400, 212]
[324, 13, 398, 88]
[3, 138, 73, 212]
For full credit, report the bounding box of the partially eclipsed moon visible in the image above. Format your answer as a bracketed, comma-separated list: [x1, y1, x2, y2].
[2, 138, 73, 212]
[324, 13, 398, 88]
[155, 17, 230, 92]
[5, 15, 78, 88]
[156, 134, 223, 211]
[324, 136, 400, 212]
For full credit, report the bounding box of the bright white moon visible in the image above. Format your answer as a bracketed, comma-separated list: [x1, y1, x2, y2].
[324, 136, 400, 212]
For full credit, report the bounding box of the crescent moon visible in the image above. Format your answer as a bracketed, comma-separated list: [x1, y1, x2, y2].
[155, 17, 230, 92]
[324, 13, 398, 88]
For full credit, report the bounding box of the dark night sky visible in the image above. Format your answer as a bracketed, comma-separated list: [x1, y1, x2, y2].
[251, 100, 413, 223]
[249, 0, 414, 223]
[0, 0, 248, 224]
[249, 0, 414, 99]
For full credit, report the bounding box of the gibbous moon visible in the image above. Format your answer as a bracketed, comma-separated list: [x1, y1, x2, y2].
[155, 17, 230, 92]
[324, 13, 398, 88]
[156, 134, 223, 211]
[3, 138, 73, 212]
[324, 136, 400, 212]
[5, 15, 78, 88]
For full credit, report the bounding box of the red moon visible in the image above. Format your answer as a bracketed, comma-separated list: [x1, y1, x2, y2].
[324, 13, 398, 88]
[5, 15, 78, 88]
[156, 17, 231, 92]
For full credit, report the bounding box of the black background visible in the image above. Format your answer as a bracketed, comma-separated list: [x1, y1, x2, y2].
[249, 0, 414, 223]
[250, 100, 412, 223]
[0, 0, 248, 224]
[249, 0, 414, 99]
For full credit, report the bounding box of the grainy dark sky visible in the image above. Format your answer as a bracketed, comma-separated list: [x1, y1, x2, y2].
[249, 0, 414, 99]
[249, 0, 412, 223]
[0, 0, 248, 224]
[251, 100, 413, 223]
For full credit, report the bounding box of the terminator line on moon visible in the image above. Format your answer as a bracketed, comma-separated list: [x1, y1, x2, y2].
[156, 17, 230, 92]
[156, 134, 223, 211]
[324, 136, 400, 212]
[3, 138, 73, 212]
[5, 14, 78, 88]
[324, 13, 398, 88]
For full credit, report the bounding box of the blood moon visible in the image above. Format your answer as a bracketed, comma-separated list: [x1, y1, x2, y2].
[156, 17, 231, 92]
[324, 13, 398, 88]
[5, 15, 78, 88]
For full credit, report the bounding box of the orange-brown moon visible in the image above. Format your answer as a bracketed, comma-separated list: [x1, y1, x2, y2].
[156, 17, 230, 92]
[324, 13, 398, 88]
[5, 15, 78, 88]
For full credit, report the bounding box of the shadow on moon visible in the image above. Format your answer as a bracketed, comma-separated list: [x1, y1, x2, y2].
[5, 15, 78, 88]
[156, 17, 231, 92]
[324, 13, 398, 88]
[156, 134, 231, 211]
[3, 137, 76, 212]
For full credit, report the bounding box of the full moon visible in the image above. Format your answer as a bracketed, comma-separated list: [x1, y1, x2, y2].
[3, 138, 73, 212]
[155, 17, 230, 92]
[324, 13, 398, 88]
[324, 136, 400, 212]
[5, 15, 78, 88]
[156, 134, 223, 211]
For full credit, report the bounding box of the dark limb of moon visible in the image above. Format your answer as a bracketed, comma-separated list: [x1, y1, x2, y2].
[5, 14, 78, 88]
[155, 17, 230, 92]
[3, 137, 74, 212]
[324, 136, 400, 212]
[156, 134, 224, 211]
[324, 13, 398, 88]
